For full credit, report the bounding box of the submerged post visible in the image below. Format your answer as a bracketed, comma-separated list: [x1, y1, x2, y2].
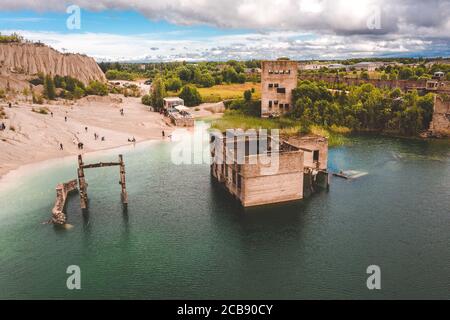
[77, 155, 88, 210]
[119, 154, 128, 205]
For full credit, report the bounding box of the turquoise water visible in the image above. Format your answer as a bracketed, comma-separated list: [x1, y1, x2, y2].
[0, 136, 449, 299]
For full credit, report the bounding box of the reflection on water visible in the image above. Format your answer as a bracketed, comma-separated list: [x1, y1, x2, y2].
[0, 135, 449, 299]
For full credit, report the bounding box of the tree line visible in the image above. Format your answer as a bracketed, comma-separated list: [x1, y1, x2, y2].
[29, 73, 109, 103]
[289, 81, 435, 135]
[101, 60, 261, 88]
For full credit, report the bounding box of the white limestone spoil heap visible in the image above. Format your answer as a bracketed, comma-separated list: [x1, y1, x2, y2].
[0, 42, 106, 89]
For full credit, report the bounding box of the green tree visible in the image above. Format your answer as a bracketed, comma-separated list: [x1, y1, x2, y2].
[198, 73, 215, 88]
[43, 75, 56, 100]
[222, 66, 238, 83]
[179, 85, 202, 107]
[151, 77, 166, 111]
[73, 86, 85, 99]
[244, 89, 252, 102]
[399, 67, 414, 80]
[178, 67, 192, 82]
[166, 77, 182, 91]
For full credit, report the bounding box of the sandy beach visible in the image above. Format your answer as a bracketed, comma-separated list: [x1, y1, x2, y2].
[0, 95, 175, 178]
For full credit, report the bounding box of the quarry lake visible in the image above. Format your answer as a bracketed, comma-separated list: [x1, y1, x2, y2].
[0, 135, 449, 299]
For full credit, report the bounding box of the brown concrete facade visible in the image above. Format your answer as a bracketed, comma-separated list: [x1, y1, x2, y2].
[261, 60, 298, 117]
[298, 73, 450, 94]
[286, 135, 329, 171]
[210, 132, 329, 207]
[429, 95, 450, 137]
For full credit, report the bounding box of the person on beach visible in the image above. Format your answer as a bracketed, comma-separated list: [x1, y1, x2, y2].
[120, 108, 124, 116]
[162, 130, 165, 138]
[50, 112, 53, 117]
[0, 122, 5, 131]
[85, 127, 88, 133]
[65, 116, 67, 122]
[101, 136, 105, 141]
[60, 143, 64, 150]
[94, 133, 98, 140]
[8, 102, 12, 108]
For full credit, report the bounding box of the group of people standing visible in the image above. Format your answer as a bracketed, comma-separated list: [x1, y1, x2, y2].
[59, 123, 106, 152]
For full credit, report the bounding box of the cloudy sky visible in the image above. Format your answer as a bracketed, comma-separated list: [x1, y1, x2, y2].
[1, 0, 449, 61]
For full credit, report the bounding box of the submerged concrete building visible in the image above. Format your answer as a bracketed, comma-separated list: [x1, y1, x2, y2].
[261, 60, 298, 117]
[210, 131, 329, 207]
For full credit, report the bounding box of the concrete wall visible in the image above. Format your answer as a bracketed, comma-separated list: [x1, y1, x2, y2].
[298, 74, 450, 93]
[429, 95, 450, 137]
[242, 172, 304, 207]
[211, 146, 305, 207]
[261, 60, 298, 117]
[287, 135, 328, 170]
[240, 151, 304, 207]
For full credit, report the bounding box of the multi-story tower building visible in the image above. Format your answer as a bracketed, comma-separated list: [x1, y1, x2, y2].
[261, 60, 298, 117]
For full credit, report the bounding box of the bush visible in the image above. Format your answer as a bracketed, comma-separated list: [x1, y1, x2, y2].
[32, 107, 49, 115]
[141, 94, 152, 106]
[86, 81, 108, 96]
[0, 106, 6, 119]
[244, 89, 252, 101]
[32, 92, 44, 104]
[73, 86, 85, 99]
[105, 69, 137, 81]
[227, 99, 261, 117]
[0, 32, 23, 43]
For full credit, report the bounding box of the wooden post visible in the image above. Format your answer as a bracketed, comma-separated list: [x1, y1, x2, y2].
[77, 155, 88, 209]
[119, 154, 128, 205]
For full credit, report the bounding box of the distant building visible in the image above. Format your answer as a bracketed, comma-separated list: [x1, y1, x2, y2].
[351, 62, 381, 72]
[327, 63, 347, 70]
[261, 60, 298, 117]
[298, 63, 322, 70]
[163, 97, 184, 110]
[244, 67, 262, 74]
[433, 71, 446, 80]
[167, 105, 194, 127]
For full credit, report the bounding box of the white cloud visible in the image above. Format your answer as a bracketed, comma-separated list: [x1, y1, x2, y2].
[1, 29, 440, 62]
[1, 0, 449, 60]
[2, 0, 450, 36]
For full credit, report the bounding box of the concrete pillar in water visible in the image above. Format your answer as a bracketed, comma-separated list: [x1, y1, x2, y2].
[119, 154, 128, 205]
[77, 155, 88, 210]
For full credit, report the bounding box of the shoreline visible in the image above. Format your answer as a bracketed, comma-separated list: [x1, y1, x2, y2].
[0, 95, 177, 180]
[0, 138, 163, 192]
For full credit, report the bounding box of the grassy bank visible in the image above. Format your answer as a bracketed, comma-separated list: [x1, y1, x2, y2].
[197, 83, 261, 103]
[210, 112, 350, 147]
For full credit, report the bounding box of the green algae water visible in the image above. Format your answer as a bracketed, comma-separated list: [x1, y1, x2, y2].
[0, 136, 449, 299]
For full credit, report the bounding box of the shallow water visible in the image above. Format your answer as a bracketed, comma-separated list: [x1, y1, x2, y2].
[0, 135, 449, 299]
